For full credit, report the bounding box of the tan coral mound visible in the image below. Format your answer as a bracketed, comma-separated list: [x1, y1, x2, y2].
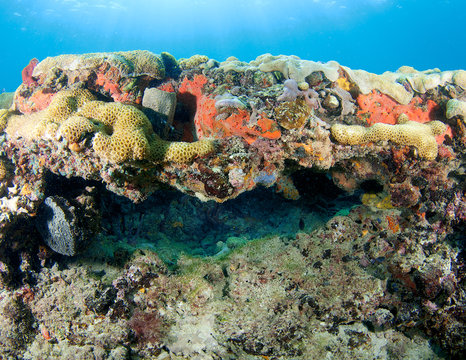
[78, 101, 153, 162]
[179, 55, 209, 70]
[34, 50, 166, 79]
[331, 115, 447, 160]
[446, 99, 466, 121]
[151, 139, 216, 163]
[59, 115, 98, 143]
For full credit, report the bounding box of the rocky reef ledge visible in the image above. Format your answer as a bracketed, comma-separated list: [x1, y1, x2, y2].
[0, 51, 465, 359]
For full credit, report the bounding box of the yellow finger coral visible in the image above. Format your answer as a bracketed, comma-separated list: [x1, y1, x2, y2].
[331, 116, 447, 160]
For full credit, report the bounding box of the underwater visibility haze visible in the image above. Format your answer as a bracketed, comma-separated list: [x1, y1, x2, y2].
[1, 0, 465, 90]
[0, 0, 466, 359]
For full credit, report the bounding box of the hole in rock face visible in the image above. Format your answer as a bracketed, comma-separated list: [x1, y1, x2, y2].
[173, 93, 198, 142]
[43, 172, 102, 199]
[90, 168, 362, 266]
[359, 180, 384, 194]
[291, 169, 347, 201]
[32, 171, 362, 266]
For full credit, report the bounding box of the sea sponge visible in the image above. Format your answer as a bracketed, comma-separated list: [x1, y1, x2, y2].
[331, 115, 447, 160]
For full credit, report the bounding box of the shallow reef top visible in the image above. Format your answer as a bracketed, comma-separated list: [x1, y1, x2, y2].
[0, 50, 465, 359]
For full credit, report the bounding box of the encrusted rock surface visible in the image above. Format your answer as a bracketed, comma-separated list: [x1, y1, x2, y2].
[0, 51, 464, 359]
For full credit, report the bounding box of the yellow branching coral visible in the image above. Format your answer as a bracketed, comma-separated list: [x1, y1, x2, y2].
[331, 115, 447, 160]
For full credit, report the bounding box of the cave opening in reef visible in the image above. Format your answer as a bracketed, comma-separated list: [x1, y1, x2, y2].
[32, 167, 364, 265]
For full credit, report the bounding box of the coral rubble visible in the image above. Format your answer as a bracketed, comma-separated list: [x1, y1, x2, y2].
[0, 51, 465, 359]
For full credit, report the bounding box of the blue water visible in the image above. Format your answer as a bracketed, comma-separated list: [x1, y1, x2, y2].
[1, 0, 465, 91]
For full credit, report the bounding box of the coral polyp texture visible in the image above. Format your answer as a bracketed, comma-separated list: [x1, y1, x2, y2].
[0, 159, 7, 181]
[0, 51, 465, 358]
[0, 109, 9, 132]
[79, 100, 154, 162]
[331, 115, 447, 160]
[5, 88, 215, 164]
[6, 88, 96, 140]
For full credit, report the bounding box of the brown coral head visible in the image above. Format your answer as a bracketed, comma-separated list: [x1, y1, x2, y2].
[273, 98, 312, 130]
